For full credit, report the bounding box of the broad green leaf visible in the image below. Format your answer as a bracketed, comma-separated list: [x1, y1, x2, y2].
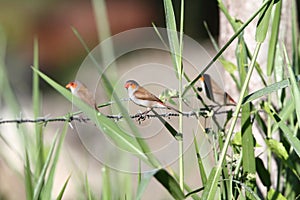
[237, 31, 256, 196]
[264, 103, 300, 159]
[265, 138, 289, 160]
[255, 0, 274, 42]
[267, 0, 282, 75]
[267, 189, 287, 200]
[266, 138, 300, 179]
[163, 0, 181, 76]
[231, 131, 242, 146]
[154, 169, 185, 200]
[256, 157, 271, 187]
[241, 103, 256, 176]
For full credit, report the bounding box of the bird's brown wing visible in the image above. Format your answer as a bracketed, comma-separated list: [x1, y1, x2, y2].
[134, 86, 163, 103]
[77, 87, 97, 109]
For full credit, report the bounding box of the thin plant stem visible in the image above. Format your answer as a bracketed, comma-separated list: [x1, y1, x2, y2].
[178, 0, 185, 191]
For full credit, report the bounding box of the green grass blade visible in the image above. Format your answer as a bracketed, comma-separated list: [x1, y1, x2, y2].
[267, 0, 282, 75]
[193, 135, 207, 186]
[217, 0, 241, 31]
[101, 166, 111, 200]
[154, 169, 185, 200]
[85, 175, 95, 200]
[163, 0, 185, 190]
[41, 122, 69, 199]
[32, 37, 44, 177]
[56, 175, 71, 200]
[255, 0, 274, 43]
[201, 167, 219, 199]
[163, 0, 181, 75]
[284, 45, 300, 123]
[241, 103, 256, 196]
[264, 103, 300, 159]
[24, 150, 34, 200]
[0, 26, 20, 113]
[91, 0, 118, 85]
[136, 170, 157, 200]
[236, 29, 256, 196]
[242, 75, 300, 104]
[151, 109, 180, 140]
[271, 99, 294, 133]
[33, 37, 40, 120]
[33, 132, 59, 200]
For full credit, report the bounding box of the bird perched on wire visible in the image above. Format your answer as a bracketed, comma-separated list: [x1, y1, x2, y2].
[124, 80, 182, 114]
[199, 74, 236, 105]
[66, 80, 99, 111]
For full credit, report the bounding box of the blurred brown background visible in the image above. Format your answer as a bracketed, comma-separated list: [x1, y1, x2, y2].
[0, 0, 218, 87]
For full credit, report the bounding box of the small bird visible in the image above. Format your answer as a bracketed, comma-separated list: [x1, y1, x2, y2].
[66, 80, 99, 111]
[124, 80, 182, 114]
[199, 74, 236, 105]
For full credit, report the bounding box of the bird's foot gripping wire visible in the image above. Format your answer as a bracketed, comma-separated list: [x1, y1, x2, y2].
[135, 109, 151, 124]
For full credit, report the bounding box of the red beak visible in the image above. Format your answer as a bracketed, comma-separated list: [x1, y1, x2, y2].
[124, 82, 130, 89]
[66, 83, 71, 89]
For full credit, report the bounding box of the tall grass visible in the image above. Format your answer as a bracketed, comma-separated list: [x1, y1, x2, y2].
[0, 0, 299, 199]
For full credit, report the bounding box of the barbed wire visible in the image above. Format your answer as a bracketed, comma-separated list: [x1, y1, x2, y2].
[0, 107, 233, 126]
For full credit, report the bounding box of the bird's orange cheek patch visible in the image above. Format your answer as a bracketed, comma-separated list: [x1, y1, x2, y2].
[72, 83, 78, 88]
